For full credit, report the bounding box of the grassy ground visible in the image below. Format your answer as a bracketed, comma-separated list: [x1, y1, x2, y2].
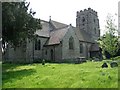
[2, 61, 118, 88]
[0, 61, 2, 89]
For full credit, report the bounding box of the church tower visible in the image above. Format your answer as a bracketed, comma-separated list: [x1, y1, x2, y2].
[76, 8, 100, 40]
[118, 1, 120, 37]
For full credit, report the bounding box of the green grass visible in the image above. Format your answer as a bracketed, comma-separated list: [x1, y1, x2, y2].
[2, 61, 118, 88]
[0, 61, 2, 89]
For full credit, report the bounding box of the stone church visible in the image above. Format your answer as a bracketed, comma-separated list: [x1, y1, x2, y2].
[3, 8, 101, 63]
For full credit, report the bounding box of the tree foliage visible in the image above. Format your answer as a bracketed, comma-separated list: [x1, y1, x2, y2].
[98, 14, 119, 59]
[2, 1, 42, 49]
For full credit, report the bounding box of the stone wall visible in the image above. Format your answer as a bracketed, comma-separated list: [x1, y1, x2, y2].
[3, 44, 26, 63]
[62, 26, 80, 60]
[32, 37, 48, 62]
[76, 8, 100, 41]
[43, 44, 62, 62]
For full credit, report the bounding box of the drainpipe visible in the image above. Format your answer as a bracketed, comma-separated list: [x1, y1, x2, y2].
[32, 39, 34, 62]
[54, 45, 55, 62]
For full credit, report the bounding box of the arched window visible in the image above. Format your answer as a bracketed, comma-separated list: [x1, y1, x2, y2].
[94, 28, 96, 34]
[35, 39, 41, 50]
[82, 17, 85, 22]
[35, 39, 38, 50]
[38, 40, 41, 50]
[69, 36, 74, 50]
[80, 43, 83, 53]
[94, 19, 96, 23]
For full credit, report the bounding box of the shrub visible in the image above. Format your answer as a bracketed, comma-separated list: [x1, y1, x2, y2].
[113, 56, 120, 61]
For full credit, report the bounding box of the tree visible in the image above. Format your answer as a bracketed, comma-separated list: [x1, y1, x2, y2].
[98, 14, 119, 60]
[2, 1, 42, 49]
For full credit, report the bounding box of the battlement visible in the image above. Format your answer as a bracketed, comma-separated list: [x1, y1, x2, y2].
[77, 8, 97, 17]
[76, 8, 100, 39]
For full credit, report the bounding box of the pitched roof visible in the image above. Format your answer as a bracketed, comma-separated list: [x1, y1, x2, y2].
[35, 30, 49, 37]
[35, 20, 50, 37]
[40, 20, 49, 31]
[36, 19, 95, 45]
[50, 20, 68, 29]
[75, 28, 95, 43]
[45, 26, 69, 45]
[35, 20, 68, 38]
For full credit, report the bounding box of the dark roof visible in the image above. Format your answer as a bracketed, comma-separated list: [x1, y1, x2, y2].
[45, 26, 69, 45]
[35, 30, 49, 37]
[36, 19, 96, 45]
[35, 20, 68, 38]
[50, 20, 68, 29]
[35, 20, 50, 37]
[75, 28, 95, 43]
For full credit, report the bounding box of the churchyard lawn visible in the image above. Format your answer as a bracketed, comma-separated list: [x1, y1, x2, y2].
[0, 61, 2, 89]
[2, 60, 118, 88]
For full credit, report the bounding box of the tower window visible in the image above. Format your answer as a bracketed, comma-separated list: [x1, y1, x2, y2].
[69, 36, 74, 50]
[94, 19, 95, 23]
[82, 17, 85, 22]
[35, 39, 41, 50]
[94, 28, 96, 34]
[45, 50, 47, 55]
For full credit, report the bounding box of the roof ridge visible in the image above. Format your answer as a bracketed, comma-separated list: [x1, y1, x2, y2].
[50, 26, 69, 33]
[41, 20, 49, 23]
[50, 20, 69, 29]
[51, 20, 68, 25]
[55, 25, 69, 30]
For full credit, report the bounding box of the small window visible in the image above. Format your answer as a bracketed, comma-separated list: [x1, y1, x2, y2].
[80, 43, 83, 53]
[29, 40, 31, 43]
[38, 40, 41, 50]
[69, 36, 74, 50]
[35, 39, 41, 50]
[94, 28, 96, 34]
[94, 19, 95, 23]
[45, 50, 47, 55]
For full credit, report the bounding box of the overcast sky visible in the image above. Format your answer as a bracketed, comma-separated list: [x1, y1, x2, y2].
[26, 0, 119, 36]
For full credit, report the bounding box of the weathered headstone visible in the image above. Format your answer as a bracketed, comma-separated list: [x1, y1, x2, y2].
[42, 59, 45, 65]
[110, 61, 118, 68]
[101, 62, 108, 68]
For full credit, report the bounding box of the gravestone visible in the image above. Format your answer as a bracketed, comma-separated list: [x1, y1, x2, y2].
[42, 59, 45, 65]
[101, 62, 108, 68]
[110, 61, 118, 68]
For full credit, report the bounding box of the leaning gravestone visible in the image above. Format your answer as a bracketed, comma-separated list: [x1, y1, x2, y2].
[101, 62, 108, 68]
[110, 61, 118, 68]
[42, 59, 45, 65]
